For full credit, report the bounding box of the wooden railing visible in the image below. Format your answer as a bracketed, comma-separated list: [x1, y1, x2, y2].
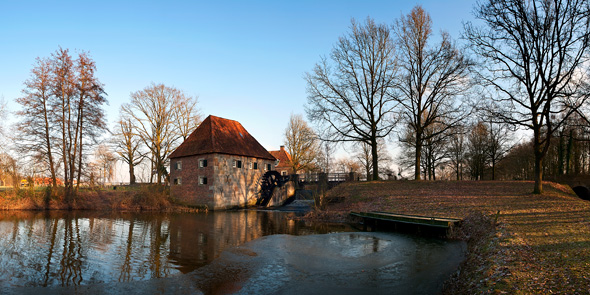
[295, 172, 358, 183]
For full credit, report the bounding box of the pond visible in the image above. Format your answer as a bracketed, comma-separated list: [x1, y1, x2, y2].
[0, 210, 465, 294]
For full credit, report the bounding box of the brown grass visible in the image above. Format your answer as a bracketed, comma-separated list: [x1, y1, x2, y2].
[0, 185, 198, 212]
[311, 180, 590, 294]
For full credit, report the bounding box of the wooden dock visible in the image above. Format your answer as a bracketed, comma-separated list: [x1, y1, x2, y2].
[350, 211, 462, 236]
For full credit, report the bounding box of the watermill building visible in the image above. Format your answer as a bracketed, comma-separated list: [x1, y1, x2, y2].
[169, 115, 276, 210]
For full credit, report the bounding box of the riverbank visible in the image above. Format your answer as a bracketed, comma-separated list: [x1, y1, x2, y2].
[306, 180, 590, 294]
[0, 185, 199, 212]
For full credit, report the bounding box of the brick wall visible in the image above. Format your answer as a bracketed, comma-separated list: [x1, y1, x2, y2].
[274, 166, 291, 176]
[170, 155, 214, 208]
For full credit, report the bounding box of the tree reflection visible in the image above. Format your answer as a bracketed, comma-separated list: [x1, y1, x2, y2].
[58, 216, 84, 286]
[118, 218, 134, 282]
[0, 210, 352, 289]
[43, 218, 59, 287]
[148, 217, 170, 278]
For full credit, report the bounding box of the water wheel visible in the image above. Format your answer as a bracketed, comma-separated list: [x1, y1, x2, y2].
[256, 171, 285, 206]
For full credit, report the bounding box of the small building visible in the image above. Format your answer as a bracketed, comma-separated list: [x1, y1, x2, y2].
[269, 145, 293, 176]
[168, 115, 276, 210]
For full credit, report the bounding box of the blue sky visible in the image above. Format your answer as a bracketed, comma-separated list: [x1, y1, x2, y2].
[0, 0, 475, 154]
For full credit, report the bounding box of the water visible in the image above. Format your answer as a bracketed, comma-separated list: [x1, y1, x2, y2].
[0, 210, 465, 294]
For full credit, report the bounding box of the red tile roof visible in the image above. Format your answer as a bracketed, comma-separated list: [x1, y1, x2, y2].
[269, 146, 292, 169]
[169, 115, 276, 160]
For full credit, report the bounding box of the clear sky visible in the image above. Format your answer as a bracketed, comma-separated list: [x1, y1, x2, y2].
[0, 0, 476, 159]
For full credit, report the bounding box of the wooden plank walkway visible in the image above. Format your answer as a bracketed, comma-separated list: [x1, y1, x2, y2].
[350, 211, 462, 234]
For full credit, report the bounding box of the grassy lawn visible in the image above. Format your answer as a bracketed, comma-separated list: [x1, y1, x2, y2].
[316, 181, 590, 294]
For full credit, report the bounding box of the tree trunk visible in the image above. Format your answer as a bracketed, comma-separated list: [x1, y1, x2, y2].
[480, 159, 484, 180]
[415, 133, 422, 180]
[533, 143, 544, 194]
[150, 154, 155, 184]
[491, 159, 496, 180]
[558, 131, 564, 175]
[566, 130, 573, 175]
[371, 137, 379, 181]
[62, 100, 71, 203]
[129, 163, 136, 185]
[76, 113, 84, 191]
[43, 101, 57, 188]
[432, 164, 436, 180]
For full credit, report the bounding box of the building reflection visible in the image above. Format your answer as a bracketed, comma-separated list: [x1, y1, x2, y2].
[167, 210, 302, 274]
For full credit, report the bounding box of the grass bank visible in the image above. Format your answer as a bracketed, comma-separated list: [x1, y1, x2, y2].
[0, 185, 198, 212]
[308, 180, 590, 294]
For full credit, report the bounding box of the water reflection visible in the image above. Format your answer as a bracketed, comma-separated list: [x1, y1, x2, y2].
[0, 210, 352, 289]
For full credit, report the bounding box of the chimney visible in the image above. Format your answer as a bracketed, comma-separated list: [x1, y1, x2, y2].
[280, 145, 285, 151]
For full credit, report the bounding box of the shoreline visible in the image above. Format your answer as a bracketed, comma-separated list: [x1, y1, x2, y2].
[0, 185, 207, 212]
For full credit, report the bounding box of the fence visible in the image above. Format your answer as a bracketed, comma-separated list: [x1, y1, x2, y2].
[295, 172, 358, 183]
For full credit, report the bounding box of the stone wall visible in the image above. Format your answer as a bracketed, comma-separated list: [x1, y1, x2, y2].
[170, 153, 275, 210]
[212, 154, 274, 210]
[267, 181, 296, 207]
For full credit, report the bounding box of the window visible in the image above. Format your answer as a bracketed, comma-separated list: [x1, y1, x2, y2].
[233, 160, 242, 168]
[253, 162, 258, 170]
[174, 178, 182, 185]
[175, 161, 182, 170]
[266, 163, 272, 171]
[282, 171, 287, 176]
[199, 159, 207, 168]
[199, 177, 207, 185]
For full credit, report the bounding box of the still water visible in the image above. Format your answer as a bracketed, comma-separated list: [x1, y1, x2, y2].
[0, 210, 464, 294]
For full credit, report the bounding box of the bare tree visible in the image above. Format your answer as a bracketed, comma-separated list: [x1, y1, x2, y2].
[16, 57, 58, 187]
[0, 97, 8, 143]
[486, 120, 511, 180]
[465, 0, 590, 193]
[284, 114, 320, 173]
[16, 48, 107, 199]
[497, 140, 535, 180]
[52, 48, 77, 197]
[0, 153, 18, 187]
[334, 157, 361, 174]
[447, 126, 467, 180]
[306, 17, 398, 180]
[73, 52, 108, 189]
[94, 144, 117, 186]
[51, 48, 107, 199]
[114, 115, 144, 185]
[466, 122, 490, 180]
[420, 123, 450, 180]
[315, 141, 336, 173]
[398, 121, 450, 180]
[354, 139, 392, 180]
[173, 95, 201, 140]
[394, 5, 472, 180]
[121, 83, 197, 184]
